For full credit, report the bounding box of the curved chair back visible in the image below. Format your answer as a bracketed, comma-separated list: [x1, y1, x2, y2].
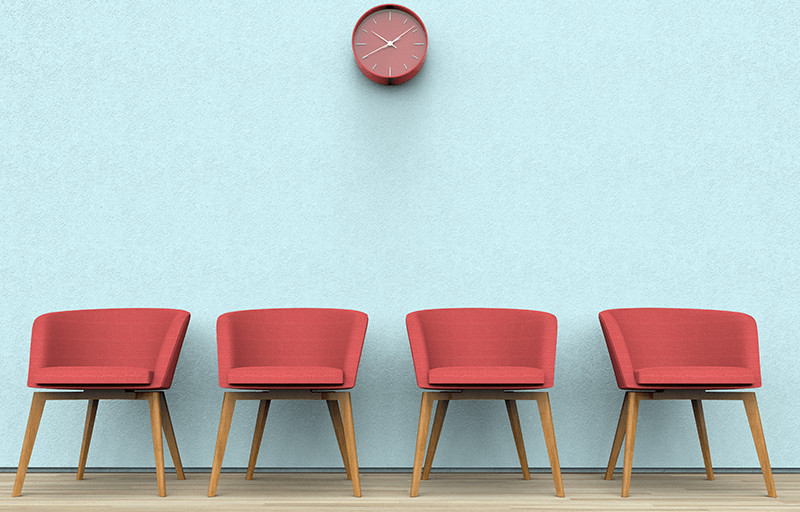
[407, 308, 557, 390]
[216, 308, 368, 389]
[599, 308, 760, 390]
[28, 308, 191, 390]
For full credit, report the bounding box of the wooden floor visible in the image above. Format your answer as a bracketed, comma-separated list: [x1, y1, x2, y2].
[2, 472, 799, 511]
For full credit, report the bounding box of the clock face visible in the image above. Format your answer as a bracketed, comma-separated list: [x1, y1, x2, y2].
[352, 5, 428, 85]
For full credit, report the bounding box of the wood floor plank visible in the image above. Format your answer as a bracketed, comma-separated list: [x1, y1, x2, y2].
[2, 472, 799, 511]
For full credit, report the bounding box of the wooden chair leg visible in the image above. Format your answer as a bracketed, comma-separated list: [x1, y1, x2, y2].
[621, 392, 641, 498]
[246, 400, 271, 481]
[691, 399, 714, 481]
[159, 393, 185, 480]
[77, 399, 99, 480]
[327, 399, 351, 480]
[12, 393, 47, 497]
[505, 399, 531, 480]
[411, 392, 435, 497]
[742, 394, 777, 498]
[604, 392, 629, 480]
[337, 392, 361, 497]
[422, 399, 449, 480]
[208, 393, 237, 497]
[536, 393, 564, 497]
[146, 392, 167, 497]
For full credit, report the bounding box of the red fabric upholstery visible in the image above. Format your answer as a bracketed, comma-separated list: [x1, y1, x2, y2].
[216, 308, 368, 390]
[33, 366, 154, 386]
[407, 308, 557, 390]
[599, 308, 761, 390]
[227, 366, 344, 386]
[634, 366, 756, 387]
[28, 308, 190, 390]
[428, 366, 545, 386]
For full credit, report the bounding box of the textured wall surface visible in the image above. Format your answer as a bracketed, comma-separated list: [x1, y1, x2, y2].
[2, 1, 799, 470]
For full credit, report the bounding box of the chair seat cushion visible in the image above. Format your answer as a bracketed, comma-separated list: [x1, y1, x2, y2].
[32, 366, 154, 386]
[634, 366, 756, 387]
[428, 366, 545, 386]
[227, 366, 344, 386]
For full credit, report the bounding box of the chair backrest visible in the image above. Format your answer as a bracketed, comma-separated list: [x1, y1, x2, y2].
[406, 308, 558, 390]
[28, 308, 191, 389]
[216, 308, 368, 389]
[599, 308, 761, 390]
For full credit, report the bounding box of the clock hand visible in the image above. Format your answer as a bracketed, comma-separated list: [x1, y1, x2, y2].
[372, 31, 395, 48]
[389, 26, 414, 44]
[361, 42, 390, 59]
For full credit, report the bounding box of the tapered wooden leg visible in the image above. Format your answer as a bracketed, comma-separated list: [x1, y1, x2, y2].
[411, 392, 435, 497]
[77, 399, 99, 480]
[605, 392, 629, 480]
[12, 393, 47, 497]
[327, 399, 351, 480]
[621, 392, 641, 497]
[337, 392, 361, 497]
[159, 393, 184, 480]
[146, 392, 167, 497]
[691, 399, 714, 481]
[505, 400, 531, 480]
[208, 393, 237, 497]
[422, 399, 449, 480]
[743, 394, 777, 497]
[246, 400, 270, 480]
[536, 393, 564, 497]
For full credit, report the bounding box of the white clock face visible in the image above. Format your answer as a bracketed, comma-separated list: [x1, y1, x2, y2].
[352, 8, 427, 81]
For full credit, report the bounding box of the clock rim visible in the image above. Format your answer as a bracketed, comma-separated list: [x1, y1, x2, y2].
[352, 4, 428, 85]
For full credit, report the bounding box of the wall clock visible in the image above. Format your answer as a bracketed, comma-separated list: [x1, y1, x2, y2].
[352, 4, 428, 85]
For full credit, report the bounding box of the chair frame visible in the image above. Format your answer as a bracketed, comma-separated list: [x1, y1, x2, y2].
[208, 390, 361, 497]
[13, 390, 183, 497]
[605, 389, 776, 498]
[411, 389, 564, 498]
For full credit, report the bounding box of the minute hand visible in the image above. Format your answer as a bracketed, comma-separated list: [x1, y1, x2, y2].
[390, 27, 414, 44]
[361, 42, 390, 59]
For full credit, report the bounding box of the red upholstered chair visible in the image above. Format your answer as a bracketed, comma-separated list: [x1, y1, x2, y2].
[207, 308, 368, 497]
[599, 308, 776, 497]
[406, 308, 564, 497]
[13, 308, 191, 497]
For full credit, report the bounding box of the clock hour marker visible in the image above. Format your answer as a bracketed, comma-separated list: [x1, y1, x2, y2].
[414, 43, 424, 45]
[403, 64, 408, 70]
[412, 55, 419, 59]
[356, 42, 366, 46]
[403, 18, 408, 24]
[372, 63, 377, 70]
[373, 18, 377, 24]
[389, 67, 392, 76]
[362, 29, 368, 34]
[388, 11, 391, 21]
[413, 28, 418, 33]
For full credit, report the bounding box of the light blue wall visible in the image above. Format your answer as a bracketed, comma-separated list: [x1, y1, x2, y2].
[2, 1, 798, 470]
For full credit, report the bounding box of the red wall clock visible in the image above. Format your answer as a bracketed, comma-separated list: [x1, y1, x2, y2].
[352, 4, 428, 85]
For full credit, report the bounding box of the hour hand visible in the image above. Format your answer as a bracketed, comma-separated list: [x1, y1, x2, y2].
[371, 31, 394, 47]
